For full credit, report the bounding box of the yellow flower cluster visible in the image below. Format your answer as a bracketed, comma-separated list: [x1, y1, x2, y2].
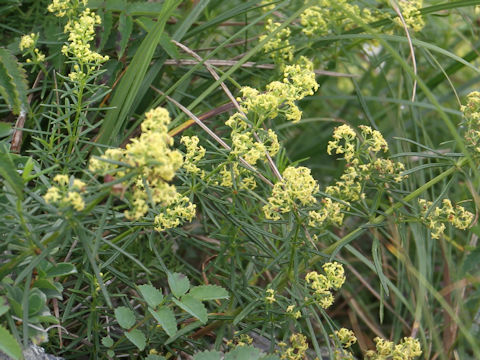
[62, 8, 108, 62]
[19, 33, 45, 63]
[419, 198, 473, 239]
[226, 333, 253, 348]
[309, 124, 405, 228]
[278, 333, 308, 360]
[265, 288, 276, 304]
[48, 0, 108, 82]
[305, 262, 345, 309]
[259, 0, 275, 12]
[461, 91, 480, 153]
[219, 59, 316, 191]
[329, 328, 357, 360]
[217, 162, 257, 190]
[48, 0, 87, 17]
[259, 19, 294, 64]
[286, 305, 301, 319]
[332, 328, 357, 348]
[89, 107, 196, 231]
[395, 0, 425, 32]
[43, 174, 86, 211]
[263, 166, 319, 220]
[19, 33, 36, 50]
[300, 1, 380, 37]
[365, 337, 422, 360]
[226, 113, 279, 166]
[181, 136, 206, 177]
[239, 57, 318, 123]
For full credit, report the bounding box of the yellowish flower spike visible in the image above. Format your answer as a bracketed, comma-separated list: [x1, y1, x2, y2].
[300, 0, 382, 37]
[62, 8, 109, 65]
[48, 0, 108, 81]
[265, 288, 276, 304]
[239, 57, 318, 124]
[19, 33, 37, 51]
[181, 136, 206, 177]
[365, 337, 422, 360]
[19, 33, 46, 64]
[419, 198, 473, 239]
[300, 6, 328, 36]
[331, 328, 357, 348]
[226, 333, 254, 348]
[260, 18, 294, 64]
[461, 91, 480, 153]
[305, 262, 345, 309]
[286, 305, 301, 319]
[89, 107, 197, 231]
[263, 166, 319, 220]
[280, 333, 308, 360]
[43, 174, 86, 212]
[394, 0, 425, 32]
[48, 0, 88, 17]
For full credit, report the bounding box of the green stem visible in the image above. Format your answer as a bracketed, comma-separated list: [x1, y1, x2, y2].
[67, 77, 86, 156]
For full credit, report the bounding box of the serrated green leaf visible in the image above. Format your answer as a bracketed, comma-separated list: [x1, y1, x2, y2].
[115, 306, 136, 329]
[225, 346, 263, 360]
[149, 306, 177, 337]
[189, 285, 229, 301]
[117, 12, 133, 59]
[0, 48, 28, 115]
[193, 350, 222, 360]
[138, 284, 163, 308]
[168, 272, 190, 298]
[101, 336, 114, 348]
[0, 152, 24, 200]
[172, 295, 208, 324]
[146, 355, 167, 360]
[45, 262, 77, 278]
[125, 329, 146, 351]
[0, 325, 22, 360]
[107, 349, 115, 358]
[260, 355, 281, 360]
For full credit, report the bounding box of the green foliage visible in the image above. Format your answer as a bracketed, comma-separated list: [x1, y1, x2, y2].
[193, 346, 281, 360]
[0, 48, 28, 115]
[0, 325, 22, 360]
[1, 0, 480, 359]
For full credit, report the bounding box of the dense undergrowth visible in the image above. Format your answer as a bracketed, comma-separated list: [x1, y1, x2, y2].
[1, 0, 480, 359]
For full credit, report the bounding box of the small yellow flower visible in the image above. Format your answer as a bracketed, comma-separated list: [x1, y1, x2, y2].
[394, 0, 425, 32]
[280, 333, 308, 360]
[263, 166, 319, 220]
[265, 288, 276, 304]
[90, 107, 196, 231]
[260, 18, 294, 63]
[419, 198, 473, 239]
[331, 328, 357, 348]
[44, 187, 62, 203]
[305, 262, 345, 309]
[286, 305, 301, 319]
[365, 336, 422, 360]
[19, 33, 37, 51]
